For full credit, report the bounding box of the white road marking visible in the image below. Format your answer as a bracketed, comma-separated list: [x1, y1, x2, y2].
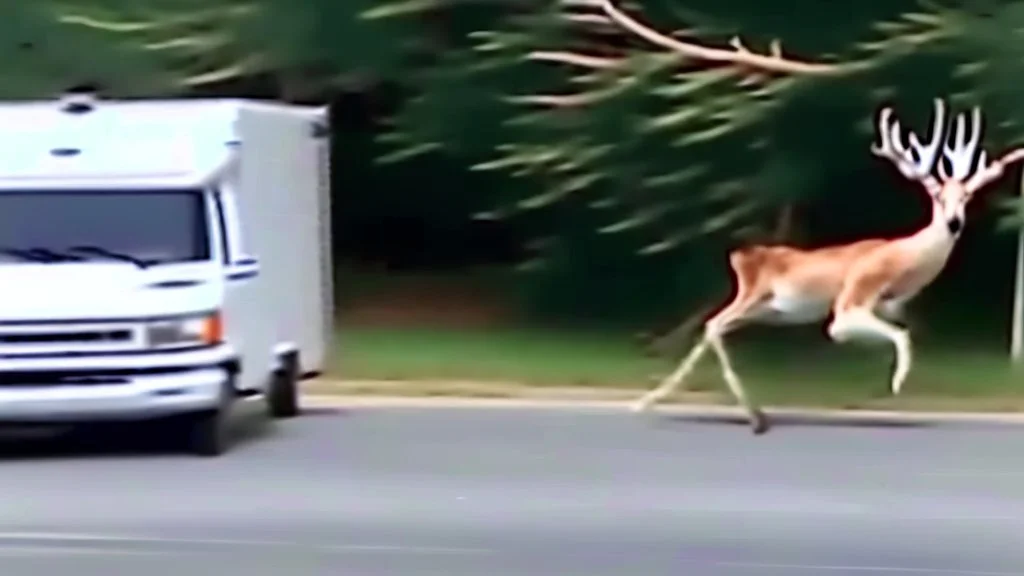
[0, 532, 491, 555]
[717, 560, 1022, 575]
[320, 544, 491, 555]
[0, 532, 1017, 572]
[0, 545, 165, 557]
[917, 469, 1024, 478]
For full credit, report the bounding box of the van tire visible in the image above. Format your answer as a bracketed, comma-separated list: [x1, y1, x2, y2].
[184, 409, 228, 456]
[181, 379, 234, 457]
[268, 351, 300, 418]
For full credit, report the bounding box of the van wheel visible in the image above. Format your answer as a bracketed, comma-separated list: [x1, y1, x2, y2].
[268, 351, 300, 418]
[184, 409, 229, 456]
[181, 380, 233, 457]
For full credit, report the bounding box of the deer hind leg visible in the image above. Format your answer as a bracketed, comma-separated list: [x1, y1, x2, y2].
[633, 247, 771, 434]
[631, 294, 766, 421]
[632, 248, 761, 413]
[704, 303, 771, 435]
[631, 336, 711, 413]
[827, 281, 913, 395]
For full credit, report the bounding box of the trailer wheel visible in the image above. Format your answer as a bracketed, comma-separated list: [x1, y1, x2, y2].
[268, 351, 300, 418]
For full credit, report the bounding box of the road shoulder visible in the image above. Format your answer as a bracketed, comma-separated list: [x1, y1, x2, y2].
[303, 379, 1024, 425]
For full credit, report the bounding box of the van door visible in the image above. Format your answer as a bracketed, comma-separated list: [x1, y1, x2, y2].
[213, 180, 273, 393]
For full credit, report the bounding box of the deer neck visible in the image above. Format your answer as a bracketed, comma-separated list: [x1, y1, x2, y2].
[900, 200, 958, 267]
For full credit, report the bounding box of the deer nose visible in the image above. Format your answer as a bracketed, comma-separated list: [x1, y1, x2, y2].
[947, 217, 963, 234]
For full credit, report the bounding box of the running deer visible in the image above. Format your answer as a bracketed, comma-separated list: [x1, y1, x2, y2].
[632, 98, 1024, 434]
[522, 0, 1024, 432]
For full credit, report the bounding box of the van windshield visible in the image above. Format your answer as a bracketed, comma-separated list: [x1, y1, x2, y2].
[0, 190, 210, 266]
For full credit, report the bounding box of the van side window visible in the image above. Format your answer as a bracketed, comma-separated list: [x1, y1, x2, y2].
[212, 184, 247, 265]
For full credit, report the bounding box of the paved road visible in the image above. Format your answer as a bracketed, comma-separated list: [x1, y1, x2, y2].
[0, 403, 1021, 575]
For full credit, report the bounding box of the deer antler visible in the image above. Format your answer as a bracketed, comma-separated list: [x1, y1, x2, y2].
[935, 105, 1024, 195]
[877, 101, 1024, 197]
[871, 98, 946, 196]
[937, 106, 982, 183]
[951, 109, 1024, 195]
[870, 100, 1024, 197]
[965, 147, 1024, 195]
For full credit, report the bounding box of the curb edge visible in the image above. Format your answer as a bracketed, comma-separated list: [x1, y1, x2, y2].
[301, 394, 1024, 425]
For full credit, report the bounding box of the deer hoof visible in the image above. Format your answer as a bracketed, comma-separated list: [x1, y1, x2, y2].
[750, 409, 771, 435]
[630, 398, 653, 413]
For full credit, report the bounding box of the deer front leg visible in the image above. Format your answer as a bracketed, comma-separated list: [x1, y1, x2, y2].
[829, 268, 915, 395]
[827, 307, 913, 395]
[704, 322, 770, 434]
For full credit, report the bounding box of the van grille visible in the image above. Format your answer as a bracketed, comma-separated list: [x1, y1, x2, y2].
[0, 330, 131, 345]
[0, 367, 194, 386]
[0, 323, 142, 357]
[0, 371, 131, 386]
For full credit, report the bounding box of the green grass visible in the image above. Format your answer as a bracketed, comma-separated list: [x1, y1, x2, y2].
[331, 326, 1024, 411]
[335, 327, 660, 386]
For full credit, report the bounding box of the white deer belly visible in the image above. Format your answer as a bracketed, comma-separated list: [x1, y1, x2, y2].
[763, 289, 831, 324]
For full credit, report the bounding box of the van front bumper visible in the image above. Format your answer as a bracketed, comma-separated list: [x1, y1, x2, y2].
[0, 345, 236, 423]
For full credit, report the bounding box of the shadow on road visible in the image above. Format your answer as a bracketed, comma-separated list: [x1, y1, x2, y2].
[300, 406, 349, 417]
[0, 401, 349, 461]
[0, 411, 274, 461]
[664, 412, 939, 429]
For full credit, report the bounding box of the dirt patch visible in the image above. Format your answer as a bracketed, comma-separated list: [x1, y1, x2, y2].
[340, 277, 511, 328]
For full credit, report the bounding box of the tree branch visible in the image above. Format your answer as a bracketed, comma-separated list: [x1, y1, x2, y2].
[526, 51, 622, 69]
[564, 13, 614, 26]
[560, 0, 847, 75]
[507, 92, 607, 107]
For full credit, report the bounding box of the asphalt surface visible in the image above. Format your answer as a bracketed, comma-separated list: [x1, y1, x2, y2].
[0, 402, 1021, 575]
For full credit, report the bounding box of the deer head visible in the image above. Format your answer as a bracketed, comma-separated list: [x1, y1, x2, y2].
[873, 99, 1024, 237]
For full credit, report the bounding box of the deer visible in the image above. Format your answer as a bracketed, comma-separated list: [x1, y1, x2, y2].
[630, 98, 1024, 434]
[522, 0, 1024, 433]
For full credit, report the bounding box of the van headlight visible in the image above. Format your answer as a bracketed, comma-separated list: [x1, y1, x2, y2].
[144, 311, 223, 349]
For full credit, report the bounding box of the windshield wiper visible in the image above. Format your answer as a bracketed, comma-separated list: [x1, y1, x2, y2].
[0, 247, 51, 263]
[67, 246, 153, 269]
[0, 246, 84, 263]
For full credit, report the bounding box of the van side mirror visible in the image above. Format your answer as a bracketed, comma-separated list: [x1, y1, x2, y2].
[226, 255, 260, 282]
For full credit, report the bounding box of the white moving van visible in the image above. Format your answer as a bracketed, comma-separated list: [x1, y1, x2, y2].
[0, 93, 333, 456]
